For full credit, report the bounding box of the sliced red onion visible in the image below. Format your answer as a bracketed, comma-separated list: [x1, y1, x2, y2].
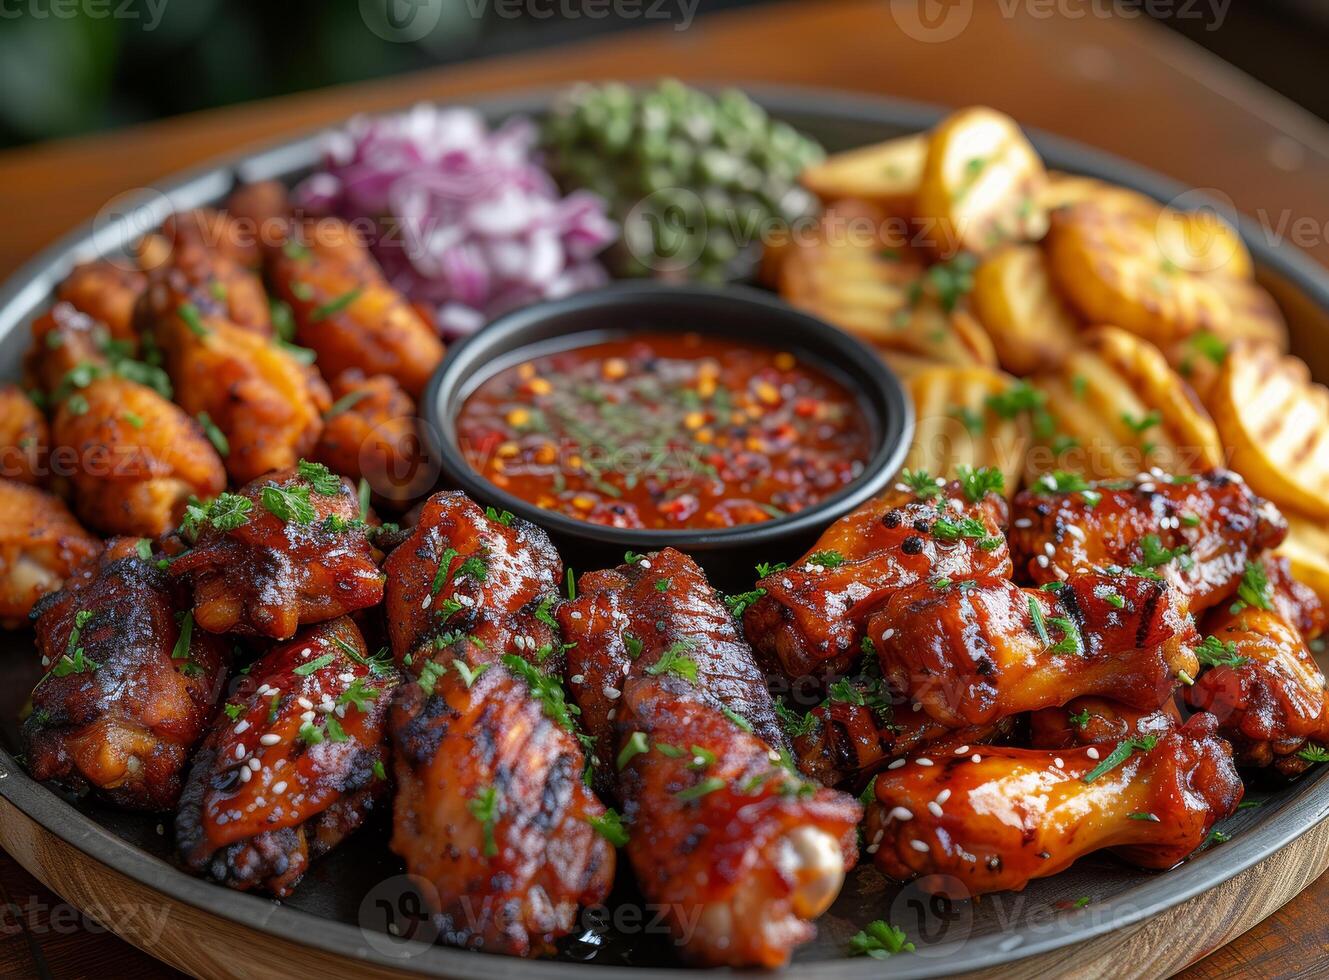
[292, 105, 617, 338]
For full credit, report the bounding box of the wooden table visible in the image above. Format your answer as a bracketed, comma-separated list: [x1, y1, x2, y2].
[1, 1, 1327, 976]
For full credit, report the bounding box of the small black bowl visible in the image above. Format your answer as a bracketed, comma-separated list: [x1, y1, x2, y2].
[422, 282, 913, 587]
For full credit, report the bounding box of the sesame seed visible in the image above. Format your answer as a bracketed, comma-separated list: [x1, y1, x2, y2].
[256, 684, 271, 696]
[1087, 748, 1100, 759]
[1014, 517, 1033, 529]
[881, 628, 895, 641]
[1139, 483, 1156, 494]
[640, 559, 651, 570]
[570, 611, 582, 620]
[300, 648, 312, 657]
[234, 721, 250, 734]
[972, 754, 982, 763]
[910, 839, 930, 852]
[272, 781, 287, 794]
[603, 686, 621, 699]
[953, 745, 970, 755]
[298, 697, 313, 709]
[1044, 542, 1056, 556]
[1066, 525, 1086, 541]
[1036, 554, 1050, 568]
[239, 767, 252, 783]
[570, 674, 585, 685]
[259, 733, 282, 746]
[916, 757, 933, 767]
[887, 758, 907, 770]
[1054, 757, 1065, 768]
[301, 710, 315, 723]
[421, 594, 433, 610]
[247, 758, 260, 771]
[936, 789, 951, 804]
[888, 806, 914, 821]
[927, 801, 944, 817]
[233, 744, 245, 760]
[866, 844, 880, 854]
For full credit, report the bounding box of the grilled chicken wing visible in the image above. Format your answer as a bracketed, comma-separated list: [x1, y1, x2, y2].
[52, 375, 226, 537]
[269, 217, 443, 398]
[1185, 605, 1326, 771]
[1009, 469, 1286, 612]
[315, 371, 432, 508]
[560, 547, 788, 777]
[176, 617, 395, 896]
[863, 713, 1242, 896]
[140, 266, 329, 484]
[382, 491, 562, 667]
[559, 548, 858, 967]
[23, 539, 230, 808]
[1029, 696, 1182, 750]
[873, 573, 1199, 727]
[168, 465, 385, 639]
[383, 493, 614, 955]
[0, 479, 101, 628]
[791, 695, 1011, 791]
[1262, 554, 1326, 643]
[0, 384, 48, 485]
[25, 302, 109, 396]
[56, 260, 147, 345]
[745, 478, 1011, 683]
[138, 209, 270, 333]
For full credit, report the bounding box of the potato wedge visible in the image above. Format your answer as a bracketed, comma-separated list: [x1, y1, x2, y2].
[971, 244, 1080, 375]
[1046, 199, 1275, 347]
[903, 364, 1031, 497]
[799, 133, 926, 216]
[1208, 343, 1329, 519]
[916, 107, 1048, 259]
[1028, 326, 1222, 480]
[1039, 172, 1156, 215]
[777, 202, 997, 367]
[1278, 512, 1329, 609]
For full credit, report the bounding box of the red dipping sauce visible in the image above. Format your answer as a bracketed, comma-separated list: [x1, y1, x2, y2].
[455, 332, 873, 530]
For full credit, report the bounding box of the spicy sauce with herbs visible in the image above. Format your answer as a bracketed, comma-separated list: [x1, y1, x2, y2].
[455, 332, 873, 530]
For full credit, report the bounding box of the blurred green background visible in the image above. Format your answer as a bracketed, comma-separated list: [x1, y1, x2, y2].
[0, 0, 1324, 150]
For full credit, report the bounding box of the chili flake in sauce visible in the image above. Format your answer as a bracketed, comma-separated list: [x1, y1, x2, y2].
[455, 332, 872, 530]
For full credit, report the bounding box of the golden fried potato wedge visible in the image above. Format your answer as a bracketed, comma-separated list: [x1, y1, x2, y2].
[971, 244, 1080, 375]
[1046, 200, 1276, 346]
[1208, 343, 1329, 519]
[1039, 172, 1156, 215]
[1278, 512, 1329, 609]
[777, 203, 997, 367]
[1029, 326, 1222, 480]
[916, 107, 1048, 259]
[799, 134, 926, 216]
[903, 364, 1031, 496]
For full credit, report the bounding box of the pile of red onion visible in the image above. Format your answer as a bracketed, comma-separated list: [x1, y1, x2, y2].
[294, 104, 617, 336]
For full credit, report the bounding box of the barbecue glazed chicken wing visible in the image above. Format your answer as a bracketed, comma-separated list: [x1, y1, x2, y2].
[383, 493, 614, 956]
[176, 617, 396, 896]
[0, 384, 49, 485]
[315, 371, 433, 509]
[168, 463, 385, 639]
[23, 539, 230, 808]
[1029, 696, 1182, 751]
[55, 260, 147, 345]
[863, 713, 1242, 896]
[1262, 553, 1327, 643]
[873, 573, 1199, 727]
[0, 479, 100, 628]
[269, 217, 443, 399]
[1185, 602, 1328, 774]
[1009, 469, 1286, 612]
[137, 209, 270, 333]
[52, 377, 226, 537]
[29, 301, 226, 537]
[745, 475, 1011, 683]
[139, 263, 329, 485]
[559, 549, 860, 968]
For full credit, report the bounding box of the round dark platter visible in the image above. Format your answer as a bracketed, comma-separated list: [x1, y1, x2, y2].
[1, 85, 1328, 979]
